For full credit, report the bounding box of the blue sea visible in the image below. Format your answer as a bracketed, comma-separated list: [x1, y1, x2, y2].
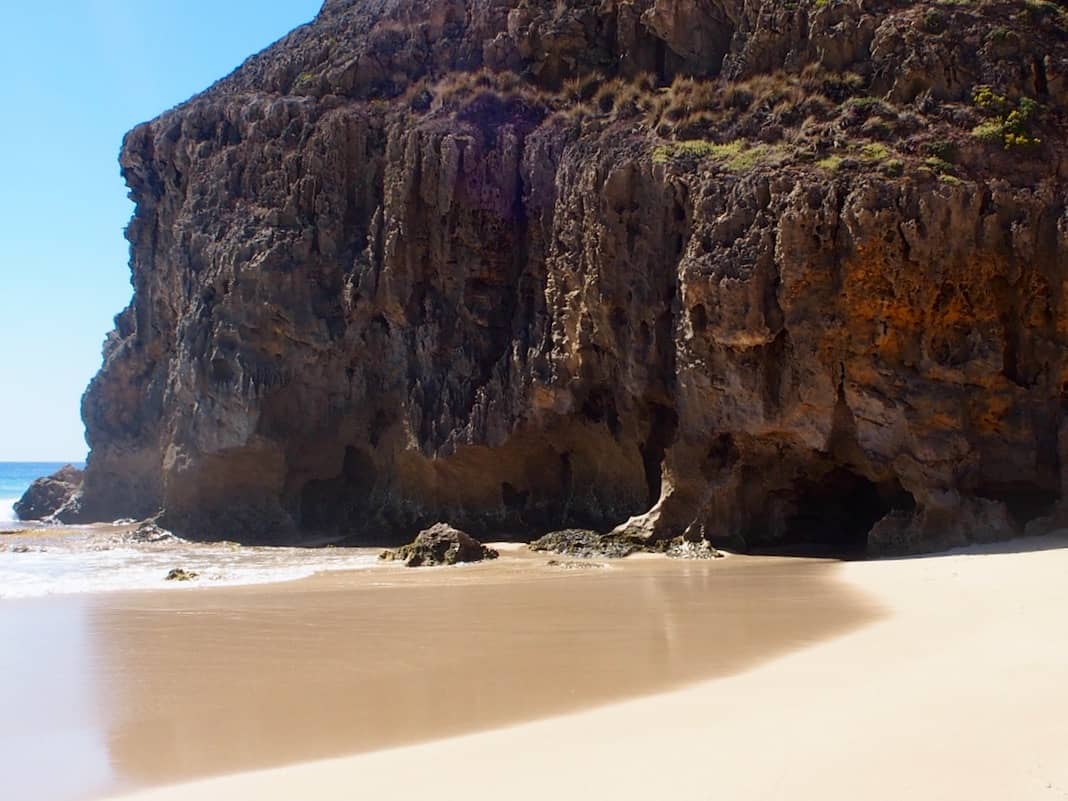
[0, 461, 82, 525]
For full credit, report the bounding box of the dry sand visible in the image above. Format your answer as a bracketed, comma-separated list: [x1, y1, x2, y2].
[100, 533, 1068, 801]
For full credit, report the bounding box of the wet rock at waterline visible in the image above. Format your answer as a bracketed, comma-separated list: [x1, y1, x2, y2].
[381, 523, 499, 567]
[165, 568, 199, 582]
[14, 465, 83, 521]
[529, 530, 641, 559]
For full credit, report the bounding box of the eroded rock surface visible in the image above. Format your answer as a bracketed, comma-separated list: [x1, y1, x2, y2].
[382, 522, 499, 566]
[70, 0, 1068, 554]
[14, 465, 84, 521]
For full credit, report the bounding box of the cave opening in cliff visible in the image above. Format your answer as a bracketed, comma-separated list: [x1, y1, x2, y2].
[641, 404, 679, 509]
[298, 445, 376, 535]
[775, 469, 916, 558]
[975, 482, 1059, 527]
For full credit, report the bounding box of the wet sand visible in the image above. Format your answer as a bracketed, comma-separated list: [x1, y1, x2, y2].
[0, 547, 876, 801]
[102, 533, 1068, 801]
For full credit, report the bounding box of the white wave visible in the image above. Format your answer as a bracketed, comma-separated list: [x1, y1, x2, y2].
[0, 498, 18, 525]
[0, 542, 381, 599]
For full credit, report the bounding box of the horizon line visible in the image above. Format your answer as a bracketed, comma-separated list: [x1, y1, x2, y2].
[0, 458, 88, 464]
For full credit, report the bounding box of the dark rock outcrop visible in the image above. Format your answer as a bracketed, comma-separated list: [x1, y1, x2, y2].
[530, 528, 724, 558]
[530, 529, 641, 559]
[127, 521, 181, 544]
[14, 465, 84, 521]
[382, 523, 499, 566]
[69, 0, 1068, 555]
[661, 539, 725, 560]
[165, 568, 199, 582]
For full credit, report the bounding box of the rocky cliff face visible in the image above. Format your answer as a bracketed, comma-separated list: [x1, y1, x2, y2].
[68, 0, 1068, 553]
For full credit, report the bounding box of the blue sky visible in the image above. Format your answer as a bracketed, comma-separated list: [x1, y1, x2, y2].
[0, 1, 322, 461]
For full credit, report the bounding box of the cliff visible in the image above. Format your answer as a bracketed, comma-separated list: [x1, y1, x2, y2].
[62, 0, 1068, 553]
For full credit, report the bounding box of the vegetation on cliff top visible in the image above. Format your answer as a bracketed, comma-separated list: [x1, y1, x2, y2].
[346, 0, 1064, 184]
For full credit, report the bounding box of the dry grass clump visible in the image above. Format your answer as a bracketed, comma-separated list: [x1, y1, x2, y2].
[797, 65, 867, 102]
[544, 72, 662, 126]
[645, 72, 815, 138]
[392, 69, 552, 141]
[560, 72, 604, 105]
[426, 69, 536, 112]
[590, 74, 657, 116]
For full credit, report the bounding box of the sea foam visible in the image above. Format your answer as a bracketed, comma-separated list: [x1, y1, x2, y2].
[0, 498, 18, 525]
[0, 537, 381, 599]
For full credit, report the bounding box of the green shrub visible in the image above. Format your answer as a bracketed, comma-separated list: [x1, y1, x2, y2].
[653, 139, 788, 172]
[924, 156, 955, 174]
[973, 85, 1012, 117]
[880, 158, 905, 177]
[860, 142, 892, 161]
[924, 140, 957, 162]
[971, 120, 1005, 144]
[970, 87, 1041, 149]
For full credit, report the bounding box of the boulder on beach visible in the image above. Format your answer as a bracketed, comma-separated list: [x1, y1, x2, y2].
[381, 523, 499, 568]
[661, 539, 726, 560]
[13, 465, 84, 521]
[128, 521, 179, 544]
[165, 568, 198, 582]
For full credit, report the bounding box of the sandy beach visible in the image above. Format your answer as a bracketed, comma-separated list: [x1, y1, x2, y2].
[91, 533, 1068, 801]
[2, 544, 872, 801]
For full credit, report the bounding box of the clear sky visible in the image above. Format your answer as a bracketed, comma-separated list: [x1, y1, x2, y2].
[0, 1, 323, 462]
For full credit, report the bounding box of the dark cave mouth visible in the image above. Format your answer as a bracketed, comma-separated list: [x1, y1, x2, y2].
[297, 445, 377, 536]
[975, 482, 1059, 528]
[755, 468, 916, 558]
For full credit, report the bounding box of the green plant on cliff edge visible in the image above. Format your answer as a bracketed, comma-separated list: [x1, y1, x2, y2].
[653, 139, 787, 172]
[816, 154, 844, 171]
[970, 86, 1041, 149]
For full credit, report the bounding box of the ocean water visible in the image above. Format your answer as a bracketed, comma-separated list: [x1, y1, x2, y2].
[0, 462, 381, 599]
[0, 461, 79, 525]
